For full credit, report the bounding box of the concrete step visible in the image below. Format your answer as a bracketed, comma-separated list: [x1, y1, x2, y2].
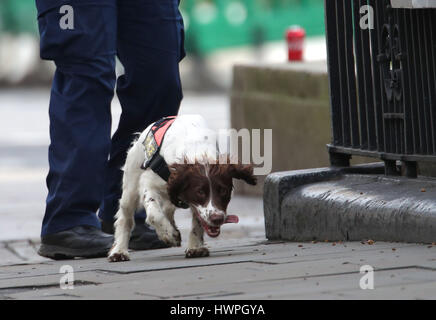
[264, 163, 436, 244]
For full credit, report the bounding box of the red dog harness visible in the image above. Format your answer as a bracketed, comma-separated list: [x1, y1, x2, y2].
[141, 116, 176, 181]
[141, 116, 189, 208]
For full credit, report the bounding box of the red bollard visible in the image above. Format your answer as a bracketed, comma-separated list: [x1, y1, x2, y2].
[286, 26, 305, 62]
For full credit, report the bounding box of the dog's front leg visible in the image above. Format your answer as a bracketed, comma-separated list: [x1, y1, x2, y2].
[144, 191, 181, 247]
[185, 214, 209, 258]
[108, 185, 138, 262]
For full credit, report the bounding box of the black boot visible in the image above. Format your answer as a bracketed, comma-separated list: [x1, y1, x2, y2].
[38, 225, 114, 260]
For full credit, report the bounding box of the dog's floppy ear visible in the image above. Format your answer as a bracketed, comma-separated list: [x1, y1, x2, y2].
[167, 164, 189, 207]
[229, 163, 257, 185]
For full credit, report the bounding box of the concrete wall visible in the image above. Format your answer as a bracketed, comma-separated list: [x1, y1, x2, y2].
[230, 61, 332, 195]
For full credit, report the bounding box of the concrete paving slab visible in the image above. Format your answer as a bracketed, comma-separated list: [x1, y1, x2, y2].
[225, 268, 436, 300]
[258, 243, 436, 265]
[0, 243, 25, 266]
[0, 240, 430, 280]
[5, 261, 435, 300]
[5, 240, 50, 264]
[0, 239, 434, 300]
[0, 238, 263, 280]
[0, 191, 264, 268]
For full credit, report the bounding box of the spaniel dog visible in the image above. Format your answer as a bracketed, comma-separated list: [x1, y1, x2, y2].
[108, 115, 257, 262]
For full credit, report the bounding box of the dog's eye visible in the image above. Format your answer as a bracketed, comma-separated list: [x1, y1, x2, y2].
[197, 189, 206, 197]
[218, 186, 229, 197]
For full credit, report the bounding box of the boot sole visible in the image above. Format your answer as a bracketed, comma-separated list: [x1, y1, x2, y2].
[38, 243, 111, 260]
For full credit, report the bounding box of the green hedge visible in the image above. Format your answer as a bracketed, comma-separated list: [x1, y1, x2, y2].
[0, 0, 38, 34]
[0, 0, 325, 55]
[181, 0, 325, 54]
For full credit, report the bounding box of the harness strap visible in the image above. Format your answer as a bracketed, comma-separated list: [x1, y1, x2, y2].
[140, 116, 189, 209]
[147, 153, 171, 182]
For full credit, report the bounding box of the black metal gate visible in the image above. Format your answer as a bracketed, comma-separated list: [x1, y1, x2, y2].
[325, 0, 436, 177]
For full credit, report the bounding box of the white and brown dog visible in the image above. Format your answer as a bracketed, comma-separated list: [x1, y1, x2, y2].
[108, 115, 256, 262]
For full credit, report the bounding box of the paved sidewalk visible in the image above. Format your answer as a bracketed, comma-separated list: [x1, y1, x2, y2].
[1, 89, 435, 300]
[0, 194, 265, 266]
[0, 238, 435, 299]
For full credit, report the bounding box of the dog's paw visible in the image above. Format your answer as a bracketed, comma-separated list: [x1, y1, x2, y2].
[156, 227, 181, 247]
[108, 250, 130, 262]
[185, 247, 210, 258]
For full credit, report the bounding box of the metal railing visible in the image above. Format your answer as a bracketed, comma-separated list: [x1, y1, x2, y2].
[324, 0, 436, 177]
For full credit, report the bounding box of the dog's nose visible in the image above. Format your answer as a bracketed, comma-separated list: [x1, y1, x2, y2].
[210, 214, 224, 226]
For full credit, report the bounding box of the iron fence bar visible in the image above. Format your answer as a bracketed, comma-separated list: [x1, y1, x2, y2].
[410, 11, 427, 154]
[385, 2, 396, 155]
[417, 10, 433, 155]
[386, 3, 396, 154]
[336, 0, 352, 147]
[344, 0, 360, 148]
[430, 10, 436, 154]
[368, 0, 385, 153]
[325, 0, 344, 147]
[375, 0, 391, 153]
[360, 0, 377, 151]
[353, 0, 368, 149]
[422, 10, 436, 154]
[392, 9, 404, 155]
[405, 10, 421, 155]
[398, 9, 416, 155]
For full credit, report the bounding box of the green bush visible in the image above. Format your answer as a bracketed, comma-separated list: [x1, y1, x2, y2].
[181, 0, 325, 54]
[0, 0, 38, 34]
[0, 0, 325, 54]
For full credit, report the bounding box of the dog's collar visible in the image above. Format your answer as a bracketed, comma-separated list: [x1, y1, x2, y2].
[140, 116, 189, 209]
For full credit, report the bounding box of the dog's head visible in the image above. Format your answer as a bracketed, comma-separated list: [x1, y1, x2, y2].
[167, 160, 257, 238]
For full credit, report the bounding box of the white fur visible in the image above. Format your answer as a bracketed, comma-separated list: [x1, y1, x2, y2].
[108, 115, 221, 261]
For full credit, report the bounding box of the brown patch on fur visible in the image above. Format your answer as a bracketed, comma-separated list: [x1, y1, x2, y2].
[168, 163, 209, 207]
[167, 157, 257, 210]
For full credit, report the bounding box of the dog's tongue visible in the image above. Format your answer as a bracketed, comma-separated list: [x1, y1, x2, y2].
[224, 215, 239, 224]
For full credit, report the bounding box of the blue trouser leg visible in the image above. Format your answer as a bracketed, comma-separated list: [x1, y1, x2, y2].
[37, 0, 117, 236]
[98, 0, 185, 223]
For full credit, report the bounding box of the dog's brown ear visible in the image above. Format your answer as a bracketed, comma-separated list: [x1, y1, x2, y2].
[167, 164, 189, 207]
[229, 164, 257, 185]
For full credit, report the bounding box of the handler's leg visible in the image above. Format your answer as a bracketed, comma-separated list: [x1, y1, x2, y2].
[99, 0, 185, 249]
[36, 0, 117, 259]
